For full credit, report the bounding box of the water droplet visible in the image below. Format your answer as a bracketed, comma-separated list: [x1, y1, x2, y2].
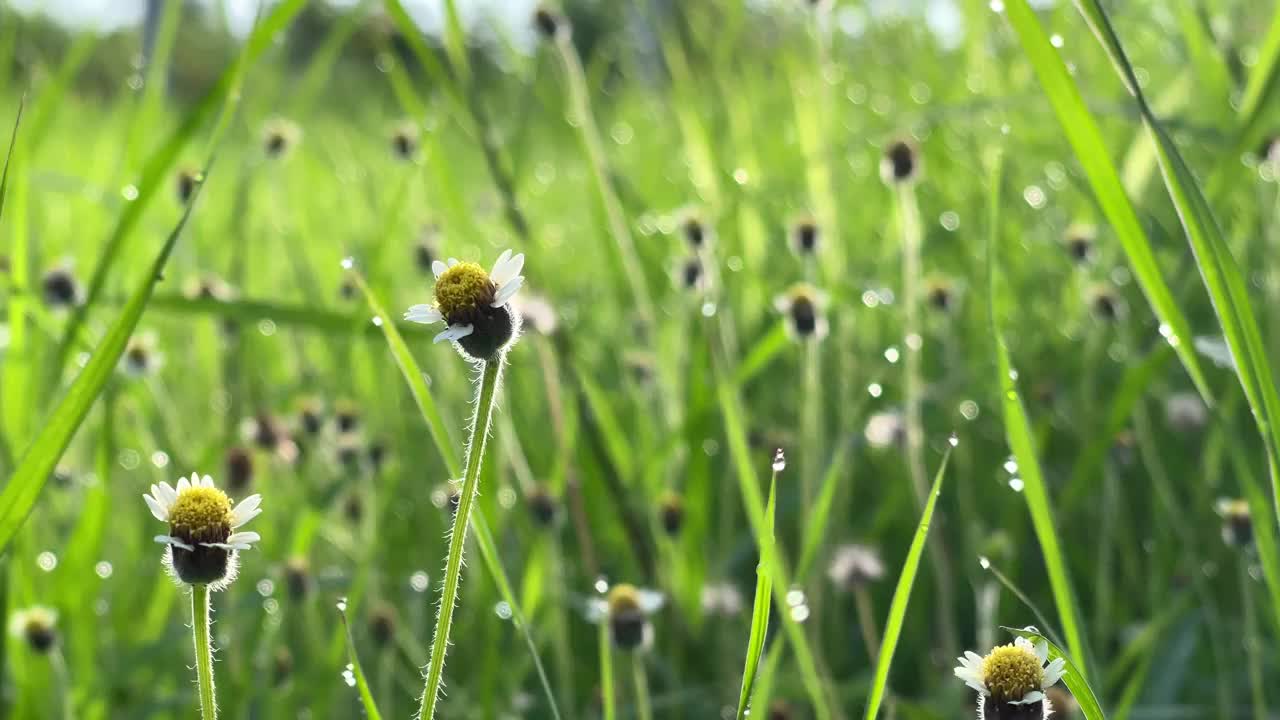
[37, 551, 57, 571]
[940, 211, 960, 231]
[884, 347, 900, 363]
[257, 579, 275, 597]
[258, 319, 277, 336]
[336, 598, 348, 612]
[121, 185, 139, 201]
[959, 400, 979, 420]
[151, 451, 170, 468]
[1009, 477, 1025, 492]
[371, 317, 384, 327]
[594, 577, 610, 594]
[1003, 459, 1018, 474]
[342, 666, 356, 687]
[410, 572, 430, 592]
[790, 604, 811, 623]
[772, 449, 786, 472]
[701, 302, 717, 317]
[948, 433, 959, 447]
[340, 257, 355, 270]
[867, 383, 883, 398]
[494, 601, 513, 620]
[733, 168, 749, 185]
[95, 561, 113, 579]
[979, 556, 991, 569]
[785, 589, 806, 607]
[905, 333, 922, 351]
[1050, 34, 1064, 48]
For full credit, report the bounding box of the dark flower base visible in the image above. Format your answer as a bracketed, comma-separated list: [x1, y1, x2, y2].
[171, 544, 232, 586]
[979, 696, 1048, 720]
[454, 304, 518, 361]
[610, 612, 649, 650]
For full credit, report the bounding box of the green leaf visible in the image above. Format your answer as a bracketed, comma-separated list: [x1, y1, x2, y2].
[0, 157, 213, 553]
[999, 0, 1213, 406]
[862, 445, 952, 720]
[337, 600, 384, 720]
[1005, 627, 1108, 720]
[734, 453, 778, 720]
[1070, 0, 1280, 539]
[985, 147, 1090, 676]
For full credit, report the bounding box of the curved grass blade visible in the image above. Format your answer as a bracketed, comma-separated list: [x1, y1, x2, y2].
[337, 598, 384, 720]
[998, 0, 1212, 406]
[53, 0, 309, 375]
[1004, 627, 1108, 720]
[1070, 0, 1280, 533]
[734, 452, 778, 720]
[0, 160, 214, 553]
[862, 444, 952, 720]
[985, 148, 1089, 676]
[795, 439, 852, 581]
[0, 98, 25, 460]
[345, 266, 562, 720]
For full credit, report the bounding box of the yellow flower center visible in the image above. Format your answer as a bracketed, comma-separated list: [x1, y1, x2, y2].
[169, 486, 233, 541]
[433, 262, 495, 320]
[607, 584, 642, 616]
[982, 644, 1043, 702]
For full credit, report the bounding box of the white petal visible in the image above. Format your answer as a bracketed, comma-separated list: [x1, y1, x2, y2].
[1015, 636, 1035, 654]
[203, 542, 249, 551]
[144, 494, 169, 522]
[773, 294, 792, 314]
[227, 531, 260, 546]
[200, 474, 214, 488]
[433, 324, 474, 344]
[155, 535, 195, 551]
[157, 482, 177, 505]
[404, 304, 443, 324]
[231, 495, 263, 527]
[447, 258, 460, 267]
[964, 651, 984, 665]
[1009, 691, 1045, 705]
[432, 260, 448, 279]
[176, 476, 190, 493]
[1042, 658, 1066, 687]
[492, 277, 524, 307]
[963, 680, 987, 695]
[490, 249, 513, 280]
[1033, 639, 1049, 663]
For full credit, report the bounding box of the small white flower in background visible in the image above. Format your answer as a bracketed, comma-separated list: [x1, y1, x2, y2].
[404, 249, 525, 361]
[120, 331, 164, 378]
[864, 411, 905, 449]
[954, 636, 1065, 719]
[144, 473, 262, 591]
[700, 582, 744, 617]
[1164, 391, 1207, 433]
[827, 543, 885, 589]
[585, 584, 665, 651]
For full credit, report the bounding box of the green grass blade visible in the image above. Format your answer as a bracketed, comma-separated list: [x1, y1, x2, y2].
[999, 0, 1213, 406]
[985, 147, 1089, 676]
[53, 0, 309, 375]
[0, 96, 21, 222]
[734, 451, 778, 720]
[1070, 0, 1280, 533]
[862, 444, 952, 720]
[0, 160, 213, 553]
[1005, 627, 1108, 720]
[345, 266, 561, 720]
[337, 599, 384, 720]
[0, 98, 25, 459]
[795, 440, 852, 581]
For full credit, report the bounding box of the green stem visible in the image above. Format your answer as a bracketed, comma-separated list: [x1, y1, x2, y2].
[632, 654, 652, 720]
[598, 619, 616, 720]
[1241, 561, 1266, 720]
[417, 358, 503, 720]
[191, 584, 217, 720]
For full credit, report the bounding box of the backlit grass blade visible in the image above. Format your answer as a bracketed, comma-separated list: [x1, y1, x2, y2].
[0, 98, 25, 461]
[998, 0, 1213, 406]
[985, 148, 1089, 676]
[53, 0, 309, 375]
[345, 266, 562, 720]
[1070, 0, 1280, 531]
[1005, 627, 1108, 720]
[734, 452, 778, 720]
[0, 157, 214, 553]
[862, 444, 952, 720]
[337, 599, 384, 720]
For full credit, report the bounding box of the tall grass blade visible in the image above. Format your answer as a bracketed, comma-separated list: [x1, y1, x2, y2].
[862, 444, 952, 720]
[998, 0, 1213, 405]
[1070, 0, 1280, 532]
[0, 157, 213, 552]
[337, 599, 384, 720]
[985, 148, 1089, 675]
[734, 452, 778, 720]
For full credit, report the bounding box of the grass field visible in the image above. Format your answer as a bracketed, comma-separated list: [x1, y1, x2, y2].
[3, 1, 1280, 718]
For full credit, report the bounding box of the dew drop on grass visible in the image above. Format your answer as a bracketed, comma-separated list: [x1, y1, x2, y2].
[257, 579, 275, 597]
[121, 184, 139, 201]
[948, 433, 959, 447]
[494, 601, 513, 620]
[772, 449, 786, 472]
[336, 598, 348, 613]
[150, 451, 169, 468]
[1008, 477, 1024, 492]
[410, 572, 430, 593]
[785, 588, 806, 607]
[371, 316, 383, 327]
[884, 347, 900, 363]
[979, 556, 991, 569]
[37, 551, 57, 571]
[342, 665, 356, 687]
[939, 211, 960, 231]
[594, 577, 610, 594]
[701, 302, 716, 317]
[868, 383, 883, 397]
[959, 400, 979, 420]
[1003, 458, 1018, 474]
[340, 257, 354, 270]
[95, 561, 113, 579]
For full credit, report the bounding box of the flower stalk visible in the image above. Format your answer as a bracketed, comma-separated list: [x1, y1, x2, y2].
[418, 357, 504, 719]
[191, 584, 217, 720]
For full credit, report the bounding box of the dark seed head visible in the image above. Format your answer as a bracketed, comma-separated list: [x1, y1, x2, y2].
[339, 279, 357, 301]
[283, 556, 313, 601]
[176, 168, 200, 204]
[334, 402, 360, 434]
[609, 611, 648, 650]
[681, 216, 706, 249]
[414, 229, 438, 274]
[534, 7, 564, 39]
[342, 493, 364, 524]
[41, 267, 81, 308]
[391, 123, 419, 160]
[369, 603, 398, 647]
[978, 695, 1046, 720]
[225, 446, 254, 495]
[368, 441, 388, 473]
[169, 543, 233, 586]
[790, 296, 818, 336]
[251, 413, 282, 451]
[297, 399, 324, 436]
[1088, 287, 1123, 322]
[658, 491, 684, 536]
[527, 485, 559, 527]
[680, 258, 703, 291]
[767, 700, 795, 720]
[926, 279, 954, 312]
[881, 139, 920, 184]
[13, 609, 57, 654]
[791, 218, 820, 256]
[1063, 225, 1096, 264]
[1217, 498, 1253, 548]
[454, 303, 520, 362]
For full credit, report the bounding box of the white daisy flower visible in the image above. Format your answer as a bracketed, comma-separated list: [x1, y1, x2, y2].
[404, 249, 525, 361]
[584, 584, 665, 651]
[143, 472, 262, 589]
[954, 636, 1066, 719]
[8, 605, 57, 653]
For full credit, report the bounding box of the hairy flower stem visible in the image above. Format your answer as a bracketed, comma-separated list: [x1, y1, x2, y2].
[191, 584, 217, 720]
[896, 183, 959, 659]
[418, 358, 503, 720]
